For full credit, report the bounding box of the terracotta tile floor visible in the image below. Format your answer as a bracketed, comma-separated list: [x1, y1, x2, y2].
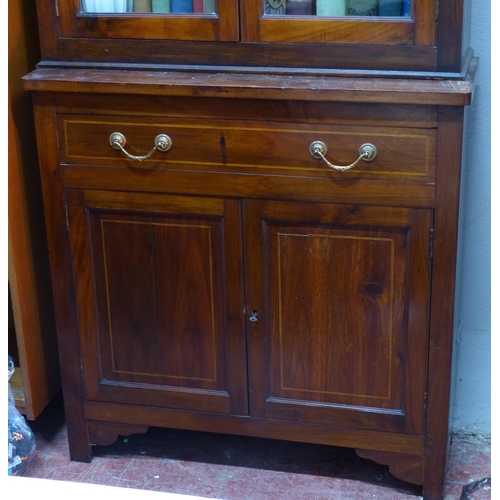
[21, 393, 491, 499]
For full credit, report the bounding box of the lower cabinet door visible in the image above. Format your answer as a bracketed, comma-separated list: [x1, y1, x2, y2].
[244, 199, 432, 435]
[65, 189, 248, 415]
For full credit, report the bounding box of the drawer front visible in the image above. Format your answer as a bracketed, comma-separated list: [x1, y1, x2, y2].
[58, 115, 436, 183]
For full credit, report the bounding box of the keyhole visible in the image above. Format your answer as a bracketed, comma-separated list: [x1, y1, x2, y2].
[249, 310, 258, 322]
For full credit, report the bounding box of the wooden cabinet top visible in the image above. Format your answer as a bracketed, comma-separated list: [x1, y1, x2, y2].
[23, 59, 477, 106]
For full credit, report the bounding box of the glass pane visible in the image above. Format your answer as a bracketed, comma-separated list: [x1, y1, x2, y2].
[80, 0, 216, 14]
[263, 0, 412, 17]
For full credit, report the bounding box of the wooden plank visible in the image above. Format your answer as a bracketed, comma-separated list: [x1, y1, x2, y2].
[84, 401, 426, 456]
[22, 67, 475, 106]
[54, 38, 439, 73]
[8, 0, 60, 420]
[436, 0, 465, 73]
[52, 94, 440, 128]
[423, 106, 466, 499]
[31, 92, 91, 460]
[60, 166, 436, 208]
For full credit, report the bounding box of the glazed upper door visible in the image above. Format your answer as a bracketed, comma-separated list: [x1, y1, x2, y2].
[58, 0, 240, 41]
[65, 189, 248, 415]
[244, 199, 432, 434]
[241, 0, 436, 46]
[38, 0, 463, 71]
[58, 0, 436, 45]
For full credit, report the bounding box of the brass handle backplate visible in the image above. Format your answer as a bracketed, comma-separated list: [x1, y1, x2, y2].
[109, 132, 172, 161]
[309, 141, 377, 171]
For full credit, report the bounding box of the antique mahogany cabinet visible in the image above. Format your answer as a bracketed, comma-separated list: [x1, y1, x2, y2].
[23, 1, 476, 498]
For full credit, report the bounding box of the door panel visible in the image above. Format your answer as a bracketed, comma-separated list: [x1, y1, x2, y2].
[244, 200, 431, 434]
[94, 213, 222, 389]
[271, 228, 403, 405]
[66, 189, 248, 415]
[241, 0, 436, 46]
[59, 0, 239, 42]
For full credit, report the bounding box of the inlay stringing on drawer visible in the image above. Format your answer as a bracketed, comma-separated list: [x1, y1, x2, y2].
[58, 114, 437, 183]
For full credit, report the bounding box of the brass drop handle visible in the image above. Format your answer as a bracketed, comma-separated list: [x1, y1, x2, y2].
[309, 141, 377, 172]
[109, 132, 172, 161]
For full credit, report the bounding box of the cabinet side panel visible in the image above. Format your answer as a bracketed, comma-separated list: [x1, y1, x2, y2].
[33, 0, 59, 60]
[423, 106, 465, 499]
[32, 93, 91, 461]
[436, 0, 464, 72]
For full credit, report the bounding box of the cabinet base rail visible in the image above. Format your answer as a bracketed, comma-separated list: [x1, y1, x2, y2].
[78, 401, 428, 489]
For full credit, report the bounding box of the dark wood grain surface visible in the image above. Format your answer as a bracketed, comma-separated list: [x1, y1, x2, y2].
[23, 66, 475, 105]
[25, 3, 475, 498]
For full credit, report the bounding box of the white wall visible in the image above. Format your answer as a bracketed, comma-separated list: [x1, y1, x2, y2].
[451, 0, 491, 435]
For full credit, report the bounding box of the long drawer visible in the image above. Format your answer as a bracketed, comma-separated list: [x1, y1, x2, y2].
[58, 114, 436, 183]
